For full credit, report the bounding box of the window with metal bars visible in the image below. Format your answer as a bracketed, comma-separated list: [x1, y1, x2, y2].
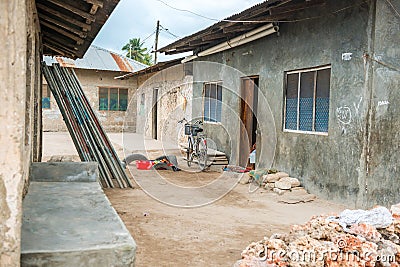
[203, 82, 222, 122]
[99, 87, 128, 111]
[42, 84, 51, 109]
[284, 66, 331, 133]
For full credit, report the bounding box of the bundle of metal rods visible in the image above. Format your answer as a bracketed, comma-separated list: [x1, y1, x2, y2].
[42, 63, 133, 188]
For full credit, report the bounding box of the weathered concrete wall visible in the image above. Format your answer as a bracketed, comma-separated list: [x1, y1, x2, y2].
[365, 0, 400, 207]
[135, 64, 193, 146]
[30, 162, 98, 183]
[193, 1, 396, 207]
[42, 69, 138, 132]
[0, 0, 41, 264]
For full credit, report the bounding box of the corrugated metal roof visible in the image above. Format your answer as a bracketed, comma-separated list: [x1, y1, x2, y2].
[43, 45, 148, 72]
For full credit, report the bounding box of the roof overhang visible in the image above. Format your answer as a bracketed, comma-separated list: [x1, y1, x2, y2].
[158, 0, 328, 56]
[115, 58, 184, 80]
[37, 0, 120, 59]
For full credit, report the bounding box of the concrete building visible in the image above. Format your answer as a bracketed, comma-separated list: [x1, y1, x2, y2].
[43, 45, 147, 132]
[116, 59, 194, 146]
[159, 0, 400, 208]
[0, 0, 136, 265]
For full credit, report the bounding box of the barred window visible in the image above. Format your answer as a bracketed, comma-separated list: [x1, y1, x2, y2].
[42, 84, 51, 109]
[284, 66, 331, 133]
[203, 82, 222, 122]
[99, 87, 128, 111]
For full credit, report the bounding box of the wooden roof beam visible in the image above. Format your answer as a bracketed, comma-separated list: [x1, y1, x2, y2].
[43, 43, 75, 58]
[44, 34, 79, 50]
[89, 5, 99, 15]
[41, 21, 84, 45]
[269, 0, 326, 15]
[222, 23, 262, 33]
[164, 47, 193, 55]
[201, 31, 234, 42]
[220, 0, 293, 29]
[37, 3, 92, 31]
[84, 0, 103, 8]
[46, 0, 96, 22]
[38, 13, 87, 38]
[43, 35, 79, 54]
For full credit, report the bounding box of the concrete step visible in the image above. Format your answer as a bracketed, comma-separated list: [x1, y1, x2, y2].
[21, 162, 136, 267]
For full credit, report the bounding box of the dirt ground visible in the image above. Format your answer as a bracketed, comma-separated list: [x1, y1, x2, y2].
[43, 132, 348, 266]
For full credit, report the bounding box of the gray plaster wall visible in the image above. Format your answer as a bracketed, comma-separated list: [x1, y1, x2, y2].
[0, 0, 42, 264]
[365, 0, 400, 206]
[193, 1, 399, 207]
[135, 64, 193, 146]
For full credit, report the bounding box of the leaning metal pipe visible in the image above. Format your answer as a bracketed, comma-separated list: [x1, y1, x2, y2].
[61, 67, 125, 188]
[51, 64, 114, 187]
[68, 68, 133, 188]
[62, 67, 127, 188]
[54, 65, 115, 188]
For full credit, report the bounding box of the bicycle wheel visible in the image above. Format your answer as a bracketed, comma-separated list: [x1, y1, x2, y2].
[186, 138, 193, 167]
[198, 138, 208, 171]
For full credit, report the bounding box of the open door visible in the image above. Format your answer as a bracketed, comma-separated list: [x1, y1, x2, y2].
[152, 88, 158, 140]
[239, 76, 259, 167]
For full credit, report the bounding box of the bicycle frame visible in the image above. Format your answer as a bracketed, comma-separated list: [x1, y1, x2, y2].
[180, 119, 208, 170]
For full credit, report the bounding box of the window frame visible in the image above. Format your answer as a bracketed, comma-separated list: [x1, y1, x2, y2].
[98, 87, 128, 111]
[202, 81, 223, 123]
[283, 65, 331, 136]
[42, 84, 51, 109]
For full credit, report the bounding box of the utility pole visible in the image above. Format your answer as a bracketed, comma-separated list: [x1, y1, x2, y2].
[154, 20, 160, 64]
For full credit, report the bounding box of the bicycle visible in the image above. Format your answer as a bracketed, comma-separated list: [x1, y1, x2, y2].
[178, 118, 208, 171]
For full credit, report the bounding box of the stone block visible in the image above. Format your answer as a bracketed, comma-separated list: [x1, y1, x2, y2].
[273, 188, 286, 195]
[265, 173, 280, 183]
[276, 172, 289, 179]
[275, 179, 292, 190]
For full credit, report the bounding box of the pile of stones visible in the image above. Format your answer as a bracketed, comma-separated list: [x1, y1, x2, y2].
[236, 204, 400, 267]
[240, 170, 303, 195]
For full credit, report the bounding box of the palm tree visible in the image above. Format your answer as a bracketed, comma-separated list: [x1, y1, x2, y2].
[122, 38, 153, 65]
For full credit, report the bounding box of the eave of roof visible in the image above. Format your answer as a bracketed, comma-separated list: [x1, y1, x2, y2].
[37, 0, 120, 59]
[114, 58, 184, 80]
[43, 45, 148, 72]
[158, 0, 329, 55]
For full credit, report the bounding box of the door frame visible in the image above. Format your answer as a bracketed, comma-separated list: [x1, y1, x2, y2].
[238, 76, 259, 167]
[152, 88, 159, 140]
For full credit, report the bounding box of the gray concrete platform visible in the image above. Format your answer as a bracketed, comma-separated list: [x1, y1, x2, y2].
[21, 163, 136, 267]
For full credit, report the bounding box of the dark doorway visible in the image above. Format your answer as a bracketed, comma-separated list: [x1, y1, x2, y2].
[152, 88, 158, 139]
[239, 76, 259, 167]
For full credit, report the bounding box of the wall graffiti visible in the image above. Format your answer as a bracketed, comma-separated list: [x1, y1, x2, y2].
[377, 100, 390, 107]
[353, 97, 363, 115]
[336, 106, 352, 125]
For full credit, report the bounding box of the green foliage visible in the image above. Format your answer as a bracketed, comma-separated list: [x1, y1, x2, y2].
[122, 38, 153, 65]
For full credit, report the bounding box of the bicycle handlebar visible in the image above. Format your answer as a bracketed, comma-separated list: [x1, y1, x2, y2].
[178, 118, 203, 125]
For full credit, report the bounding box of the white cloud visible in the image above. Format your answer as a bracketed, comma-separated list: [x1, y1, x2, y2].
[93, 0, 264, 62]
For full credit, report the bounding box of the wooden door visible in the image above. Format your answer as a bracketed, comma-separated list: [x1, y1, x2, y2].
[152, 88, 158, 139]
[239, 77, 258, 167]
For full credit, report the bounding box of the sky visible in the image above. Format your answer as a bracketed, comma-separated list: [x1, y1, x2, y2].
[93, 0, 264, 62]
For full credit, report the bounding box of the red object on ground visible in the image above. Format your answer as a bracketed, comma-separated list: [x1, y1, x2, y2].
[136, 160, 153, 170]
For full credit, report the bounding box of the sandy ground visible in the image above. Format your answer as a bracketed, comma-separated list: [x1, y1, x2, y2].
[42, 132, 348, 266]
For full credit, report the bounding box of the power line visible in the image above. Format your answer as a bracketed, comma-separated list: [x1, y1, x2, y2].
[154, 0, 221, 22]
[159, 25, 180, 39]
[141, 30, 157, 44]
